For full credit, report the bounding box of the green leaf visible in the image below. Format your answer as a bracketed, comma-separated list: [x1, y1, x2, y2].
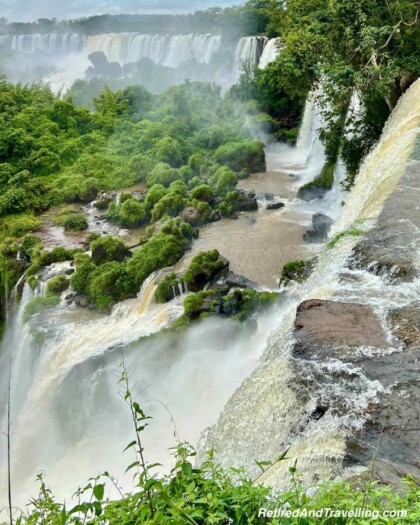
[93, 483, 105, 501]
[125, 461, 140, 473]
[123, 440, 137, 453]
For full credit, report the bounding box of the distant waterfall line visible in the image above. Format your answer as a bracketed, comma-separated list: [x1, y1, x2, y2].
[0, 32, 280, 69]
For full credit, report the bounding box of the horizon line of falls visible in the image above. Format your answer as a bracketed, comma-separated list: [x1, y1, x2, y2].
[200, 78, 420, 488]
[0, 32, 280, 71]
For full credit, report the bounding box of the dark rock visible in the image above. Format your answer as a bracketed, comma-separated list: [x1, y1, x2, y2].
[180, 207, 202, 226]
[236, 197, 258, 212]
[303, 213, 332, 243]
[266, 202, 285, 210]
[225, 271, 259, 290]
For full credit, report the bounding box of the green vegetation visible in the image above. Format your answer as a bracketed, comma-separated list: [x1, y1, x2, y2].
[8, 367, 419, 525]
[327, 228, 364, 249]
[155, 273, 180, 304]
[183, 250, 226, 292]
[297, 162, 336, 200]
[281, 259, 315, 286]
[91, 235, 128, 265]
[23, 295, 60, 322]
[46, 275, 70, 295]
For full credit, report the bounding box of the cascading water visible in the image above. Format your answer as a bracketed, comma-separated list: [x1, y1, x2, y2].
[85, 33, 222, 67]
[200, 78, 420, 488]
[258, 38, 281, 69]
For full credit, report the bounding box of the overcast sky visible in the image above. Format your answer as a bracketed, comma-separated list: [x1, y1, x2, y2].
[0, 0, 243, 22]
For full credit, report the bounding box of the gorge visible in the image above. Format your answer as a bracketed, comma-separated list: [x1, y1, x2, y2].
[0, 1, 419, 523]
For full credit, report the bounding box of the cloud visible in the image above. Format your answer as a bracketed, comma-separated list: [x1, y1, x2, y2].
[1, 0, 242, 22]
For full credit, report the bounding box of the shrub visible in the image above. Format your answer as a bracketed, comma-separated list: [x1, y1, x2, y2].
[191, 184, 214, 203]
[168, 180, 187, 197]
[71, 253, 96, 294]
[183, 250, 225, 291]
[3, 214, 41, 238]
[147, 163, 183, 187]
[128, 154, 153, 182]
[91, 236, 128, 265]
[20, 234, 42, 259]
[154, 137, 183, 167]
[119, 192, 135, 204]
[119, 199, 147, 228]
[151, 193, 184, 222]
[183, 290, 216, 319]
[87, 261, 136, 307]
[126, 233, 185, 287]
[281, 259, 315, 286]
[155, 273, 180, 304]
[210, 166, 238, 196]
[62, 213, 88, 231]
[145, 184, 167, 212]
[47, 275, 70, 295]
[214, 140, 266, 173]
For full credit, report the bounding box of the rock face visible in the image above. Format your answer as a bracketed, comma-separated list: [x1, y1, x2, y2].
[235, 190, 258, 212]
[294, 299, 389, 350]
[291, 299, 420, 485]
[180, 207, 202, 226]
[303, 213, 332, 243]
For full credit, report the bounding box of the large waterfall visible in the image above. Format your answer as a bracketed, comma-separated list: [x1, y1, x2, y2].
[0, 32, 273, 70]
[201, 78, 420, 487]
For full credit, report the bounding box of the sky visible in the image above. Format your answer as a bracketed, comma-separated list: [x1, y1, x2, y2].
[0, 0, 242, 22]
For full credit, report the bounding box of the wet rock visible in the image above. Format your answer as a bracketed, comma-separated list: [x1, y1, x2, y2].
[209, 210, 222, 222]
[290, 298, 420, 486]
[266, 202, 285, 210]
[294, 299, 389, 351]
[180, 206, 202, 226]
[79, 297, 89, 308]
[388, 306, 420, 346]
[225, 271, 259, 290]
[95, 192, 116, 210]
[303, 213, 332, 243]
[234, 190, 258, 212]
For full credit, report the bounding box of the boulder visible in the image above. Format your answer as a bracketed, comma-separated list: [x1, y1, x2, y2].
[303, 213, 332, 243]
[225, 271, 259, 290]
[266, 202, 285, 210]
[180, 206, 202, 226]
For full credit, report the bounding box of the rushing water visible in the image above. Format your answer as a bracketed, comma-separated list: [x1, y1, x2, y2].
[0, 85, 331, 513]
[200, 78, 420, 488]
[2, 79, 418, 515]
[0, 33, 274, 92]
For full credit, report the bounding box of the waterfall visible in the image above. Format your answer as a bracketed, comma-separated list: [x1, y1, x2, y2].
[0, 32, 222, 68]
[258, 38, 281, 69]
[86, 33, 222, 67]
[234, 36, 268, 70]
[200, 79, 420, 488]
[0, 33, 86, 53]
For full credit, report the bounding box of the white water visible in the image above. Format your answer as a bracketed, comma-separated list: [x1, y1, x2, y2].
[200, 79, 420, 488]
[258, 38, 281, 69]
[0, 32, 277, 93]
